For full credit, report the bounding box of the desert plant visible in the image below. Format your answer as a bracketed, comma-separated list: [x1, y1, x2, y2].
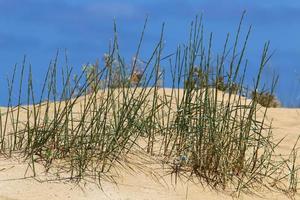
[129, 57, 145, 86]
[184, 67, 206, 89]
[215, 75, 227, 91]
[0, 13, 297, 199]
[141, 13, 296, 196]
[251, 90, 281, 108]
[82, 62, 100, 94]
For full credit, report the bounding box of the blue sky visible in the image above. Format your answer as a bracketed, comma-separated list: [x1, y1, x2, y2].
[0, 0, 300, 106]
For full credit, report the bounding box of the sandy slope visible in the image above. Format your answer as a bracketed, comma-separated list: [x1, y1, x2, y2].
[0, 155, 295, 200]
[0, 89, 300, 200]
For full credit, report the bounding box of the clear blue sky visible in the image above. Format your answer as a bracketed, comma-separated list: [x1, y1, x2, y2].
[0, 0, 300, 106]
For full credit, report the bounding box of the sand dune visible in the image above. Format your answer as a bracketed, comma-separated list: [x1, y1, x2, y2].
[0, 89, 299, 200]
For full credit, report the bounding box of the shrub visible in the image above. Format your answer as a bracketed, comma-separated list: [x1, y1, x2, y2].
[82, 62, 100, 94]
[251, 91, 281, 108]
[215, 76, 227, 91]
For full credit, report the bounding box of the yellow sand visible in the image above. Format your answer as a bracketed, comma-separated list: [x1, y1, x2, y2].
[0, 88, 299, 200]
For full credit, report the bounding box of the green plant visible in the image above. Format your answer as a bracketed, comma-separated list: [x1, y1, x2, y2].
[215, 75, 227, 91]
[82, 62, 101, 94]
[0, 13, 297, 198]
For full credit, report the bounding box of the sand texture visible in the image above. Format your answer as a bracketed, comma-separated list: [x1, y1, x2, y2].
[0, 89, 299, 200]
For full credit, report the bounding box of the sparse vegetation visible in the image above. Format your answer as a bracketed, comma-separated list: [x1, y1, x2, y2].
[0, 13, 298, 198]
[251, 90, 281, 108]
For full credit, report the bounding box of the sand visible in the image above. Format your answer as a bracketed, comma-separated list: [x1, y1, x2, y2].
[0, 89, 299, 200]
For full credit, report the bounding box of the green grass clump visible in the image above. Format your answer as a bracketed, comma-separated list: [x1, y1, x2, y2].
[0, 13, 298, 197]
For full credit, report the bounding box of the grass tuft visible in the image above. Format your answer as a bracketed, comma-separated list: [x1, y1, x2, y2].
[0, 13, 298, 198]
